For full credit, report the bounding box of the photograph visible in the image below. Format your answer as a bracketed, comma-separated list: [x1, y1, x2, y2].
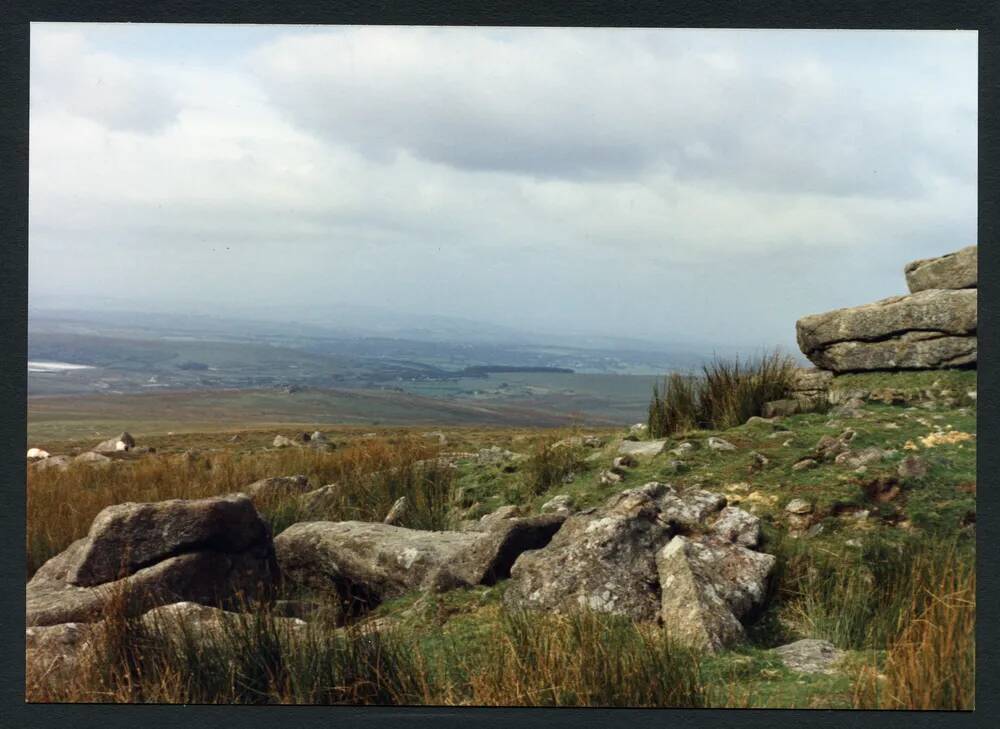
[24, 23, 976, 709]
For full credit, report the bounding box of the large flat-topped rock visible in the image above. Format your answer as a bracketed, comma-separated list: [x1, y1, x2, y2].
[274, 514, 565, 614]
[796, 288, 976, 372]
[904, 245, 977, 293]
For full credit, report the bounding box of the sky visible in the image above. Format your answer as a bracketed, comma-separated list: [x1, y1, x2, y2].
[29, 24, 977, 351]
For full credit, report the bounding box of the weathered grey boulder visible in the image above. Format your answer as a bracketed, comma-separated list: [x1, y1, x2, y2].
[244, 475, 311, 499]
[796, 289, 977, 372]
[540, 494, 576, 516]
[26, 621, 97, 693]
[27, 494, 277, 626]
[503, 483, 773, 650]
[66, 494, 269, 587]
[31, 454, 73, 472]
[93, 432, 135, 454]
[618, 439, 667, 457]
[275, 514, 565, 614]
[139, 601, 306, 639]
[657, 535, 773, 652]
[773, 638, 845, 674]
[904, 245, 977, 293]
[74, 452, 112, 466]
[383, 497, 409, 525]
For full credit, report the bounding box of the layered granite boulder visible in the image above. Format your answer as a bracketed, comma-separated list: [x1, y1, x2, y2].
[796, 247, 977, 373]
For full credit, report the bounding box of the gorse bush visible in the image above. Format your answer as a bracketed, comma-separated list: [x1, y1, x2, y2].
[648, 352, 796, 437]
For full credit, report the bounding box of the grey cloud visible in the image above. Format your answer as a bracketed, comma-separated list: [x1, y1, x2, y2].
[249, 29, 973, 198]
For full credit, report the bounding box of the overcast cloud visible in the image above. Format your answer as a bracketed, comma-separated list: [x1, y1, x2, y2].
[29, 24, 977, 350]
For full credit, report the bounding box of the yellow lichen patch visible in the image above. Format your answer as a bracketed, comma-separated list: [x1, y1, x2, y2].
[919, 431, 975, 448]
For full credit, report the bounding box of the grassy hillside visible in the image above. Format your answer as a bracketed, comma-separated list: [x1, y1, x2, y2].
[27, 369, 976, 708]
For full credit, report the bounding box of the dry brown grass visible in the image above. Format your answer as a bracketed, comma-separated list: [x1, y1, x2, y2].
[27, 436, 452, 577]
[853, 542, 975, 710]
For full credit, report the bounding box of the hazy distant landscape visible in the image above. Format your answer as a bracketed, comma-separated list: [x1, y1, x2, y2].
[28, 305, 753, 438]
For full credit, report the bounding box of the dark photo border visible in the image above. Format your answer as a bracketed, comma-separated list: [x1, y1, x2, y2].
[1, 2, 996, 728]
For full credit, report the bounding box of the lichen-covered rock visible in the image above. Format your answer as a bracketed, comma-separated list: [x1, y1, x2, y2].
[773, 638, 845, 674]
[617, 439, 667, 457]
[710, 506, 761, 548]
[93, 432, 135, 454]
[503, 483, 774, 650]
[707, 437, 737, 451]
[275, 514, 564, 614]
[796, 288, 976, 372]
[656, 535, 773, 652]
[904, 245, 977, 293]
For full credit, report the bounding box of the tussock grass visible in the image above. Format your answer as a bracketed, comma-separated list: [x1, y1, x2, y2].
[29, 594, 705, 706]
[27, 437, 452, 577]
[769, 531, 973, 651]
[648, 352, 796, 437]
[520, 438, 585, 497]
[852, 541, 975, 710]
[464, 609, 705, 707]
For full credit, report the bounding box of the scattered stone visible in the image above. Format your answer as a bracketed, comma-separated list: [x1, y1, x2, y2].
[785, 499, 813, 515]
[897, 455, 929, 479]
[74, 452, 112, 466]
[660, 459, 688, 475]
[600, 469, 624, 485]
[244, 475, 311, 499]
[27, 448, 50, 460]
[31, 454, 73, 472]
[762, 397, 819, 418]
[422, 431, 447, 445]
[749, 451, 769, 472]
[613, 454, 638, 470]
[541, 495, 576, 516]
[618, 439, 667, 457]
[774, 639, 845, 674]
[745, 416, 776, 428]
[792, 458, 818, 471]
[272, 435, 294, 448]
[670, 442, 696, 456]
[383, 497, 409, 526]
[140, 601, 306, 640]
[707, 436, 737, 452]
[629, 423, 649, 436]
[93, 432, 136, 454]
[26, 621, 96, 691]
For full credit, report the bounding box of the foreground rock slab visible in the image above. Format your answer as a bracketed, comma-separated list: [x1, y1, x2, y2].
[275, 514, 565, 614]
[27, 494, 277, 627]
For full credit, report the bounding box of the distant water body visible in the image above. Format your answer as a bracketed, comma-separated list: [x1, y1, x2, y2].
[28, 361, 94, 373]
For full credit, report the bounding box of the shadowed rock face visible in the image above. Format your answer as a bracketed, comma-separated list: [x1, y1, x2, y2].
[27, 495, 277, 627]
[274, 514, 565, 616]
[502, 483, 774, 650]
[796, 288, 976, 372]
[904, 245, 977, 293]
